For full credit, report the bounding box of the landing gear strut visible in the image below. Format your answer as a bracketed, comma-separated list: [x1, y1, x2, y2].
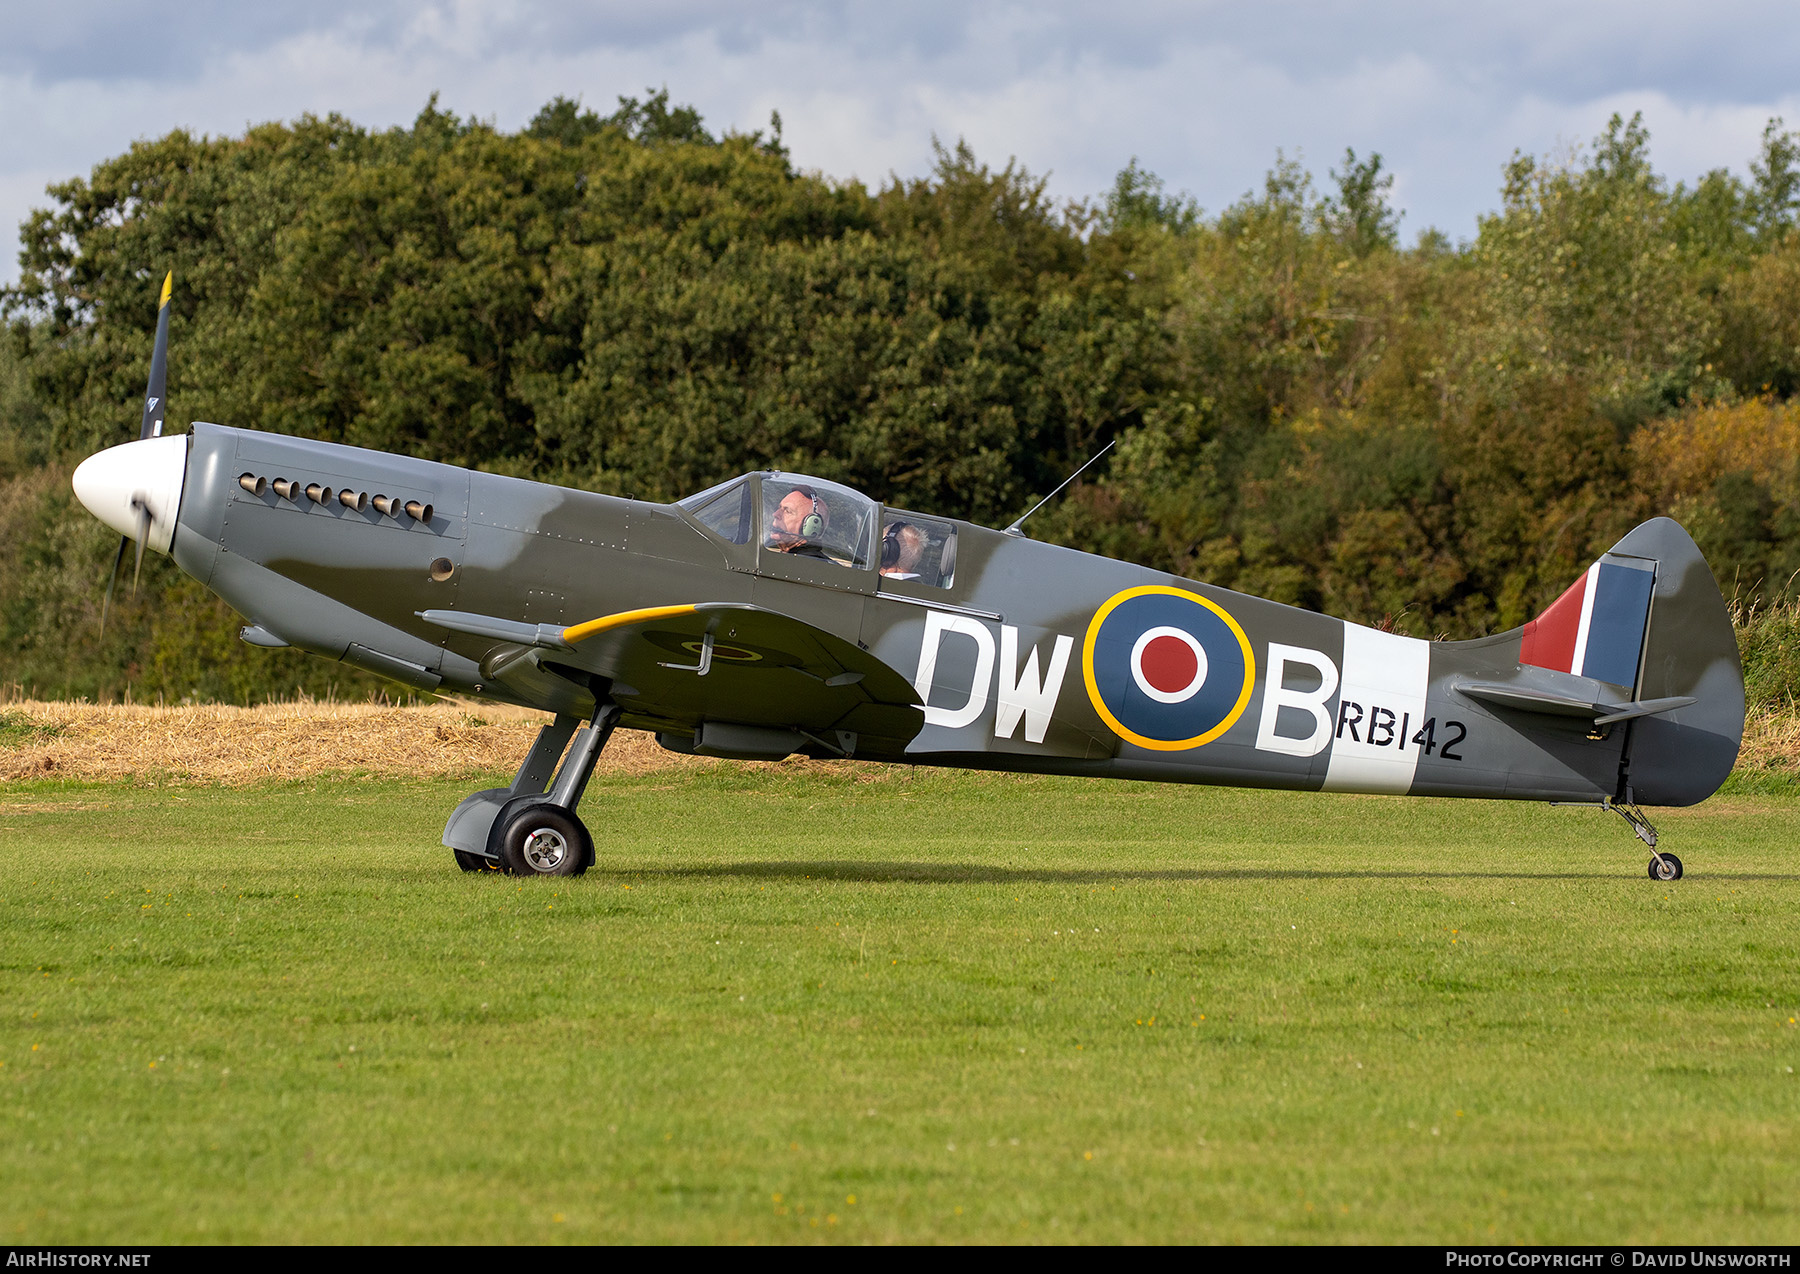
[441, 704, 619, 876]
[1553, 786, 1684, 880]
[1606, 791, 1683, 881]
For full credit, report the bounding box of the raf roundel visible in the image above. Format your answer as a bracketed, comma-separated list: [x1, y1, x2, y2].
[1082, 586, 1256, 750]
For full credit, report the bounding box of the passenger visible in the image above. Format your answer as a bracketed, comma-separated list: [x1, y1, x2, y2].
[767, 486, 832, 559]
[880, 520, 926, 580]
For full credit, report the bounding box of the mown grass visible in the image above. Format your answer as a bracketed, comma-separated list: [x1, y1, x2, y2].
[2, 767, 1798, 1244]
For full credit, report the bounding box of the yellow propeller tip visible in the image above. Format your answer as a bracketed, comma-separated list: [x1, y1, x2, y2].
[159, 272, 172, 308]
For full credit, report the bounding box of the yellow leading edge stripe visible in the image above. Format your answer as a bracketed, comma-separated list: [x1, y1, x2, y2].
[562, 603, 697, 644]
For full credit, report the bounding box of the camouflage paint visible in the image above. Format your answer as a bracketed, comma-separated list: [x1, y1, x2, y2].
[168, 422, 1742, 808]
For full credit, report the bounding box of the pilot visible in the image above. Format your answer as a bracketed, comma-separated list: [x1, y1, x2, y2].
[768, 486, 832, 558]
[880, 520, 926, 580]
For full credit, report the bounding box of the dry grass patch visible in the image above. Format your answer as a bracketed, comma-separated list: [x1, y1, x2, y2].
[1734, 707, 1800, 774]
[3, 697, 1793, 788]
[0, 698, 871, 785]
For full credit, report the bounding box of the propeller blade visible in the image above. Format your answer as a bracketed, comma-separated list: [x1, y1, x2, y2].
[139, 271, 171, 440]
[130, 497, 150, 596]
[99, 270, 171, 637]
[99, 535, 129, 638]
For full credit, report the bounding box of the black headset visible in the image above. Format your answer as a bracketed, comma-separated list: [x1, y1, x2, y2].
[881, 520, 914, 570]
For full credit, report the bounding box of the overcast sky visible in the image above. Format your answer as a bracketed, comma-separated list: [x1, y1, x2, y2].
[3, 1, 1797, 284]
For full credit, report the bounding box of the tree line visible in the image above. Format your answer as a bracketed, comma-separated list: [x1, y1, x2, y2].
[3, 93, 1798, 703]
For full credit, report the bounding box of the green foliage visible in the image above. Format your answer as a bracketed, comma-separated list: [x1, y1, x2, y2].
[1324, 147, 1400, 257]
[5, 98, 1800, 697]
[1083, 110, 1798, 639]
[1102, 157, 1200, 234]
[1736, 597, 1800, 710]
[1719, 238, 1800, 397]
[1749, 118, 1800, 240]
[0, 331, 47, 473]
[0, 456, 407, 703]
[527, 88, 722, 149]
[1471, 113, 1719, 421]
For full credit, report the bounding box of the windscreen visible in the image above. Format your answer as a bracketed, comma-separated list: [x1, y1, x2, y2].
[682, 480, 751, 545]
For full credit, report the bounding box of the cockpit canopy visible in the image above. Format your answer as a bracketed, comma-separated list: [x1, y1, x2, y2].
[678, 471, 957, 588]
[679, 472, 878, 567]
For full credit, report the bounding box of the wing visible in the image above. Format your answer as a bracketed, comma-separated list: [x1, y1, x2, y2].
[419, 602, 925, 757]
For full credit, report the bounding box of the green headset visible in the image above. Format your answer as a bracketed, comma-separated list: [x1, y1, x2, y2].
[798, 491, 825, 539]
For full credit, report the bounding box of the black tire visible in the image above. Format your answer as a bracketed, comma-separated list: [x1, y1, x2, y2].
[498, 804, 592, 877]
[453, 849, 502, 873]
[1648, 852, 1684, 881]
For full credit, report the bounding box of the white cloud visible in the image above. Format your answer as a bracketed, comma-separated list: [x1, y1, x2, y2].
[4, 1, 1799, 285]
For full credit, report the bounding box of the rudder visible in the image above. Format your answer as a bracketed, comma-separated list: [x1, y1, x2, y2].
[1575, 518, 1744, 806]
[1520, 554, 1658, 690]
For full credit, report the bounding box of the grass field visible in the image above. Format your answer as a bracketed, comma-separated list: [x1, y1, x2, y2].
[3, 762, 1799, 1244]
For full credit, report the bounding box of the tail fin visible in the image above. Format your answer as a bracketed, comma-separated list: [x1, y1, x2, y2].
[1530, 518, 1744, 805]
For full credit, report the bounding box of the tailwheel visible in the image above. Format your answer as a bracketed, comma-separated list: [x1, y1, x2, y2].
[453, 849, 503, 873]
[499, 803, 593, 878]
[1648, 852, 1684, 882]
[1607, 794, 1679, 879]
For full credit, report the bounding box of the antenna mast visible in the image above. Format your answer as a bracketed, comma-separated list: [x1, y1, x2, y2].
[1002, 440, 1115, 537]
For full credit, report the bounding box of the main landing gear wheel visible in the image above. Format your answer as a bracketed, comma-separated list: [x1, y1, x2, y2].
[499, 804, 593, 877]
[453, 848, 503, 873]
[1648, 852, 1684, 882]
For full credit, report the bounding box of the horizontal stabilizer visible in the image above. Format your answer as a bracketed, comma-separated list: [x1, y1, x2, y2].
[1591, 698, 1701, 726]
[1454, 680, 1696, 725]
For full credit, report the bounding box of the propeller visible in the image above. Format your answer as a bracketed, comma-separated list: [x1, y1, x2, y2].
[99, 272, 172, 637]
[129, 493, 152, 592]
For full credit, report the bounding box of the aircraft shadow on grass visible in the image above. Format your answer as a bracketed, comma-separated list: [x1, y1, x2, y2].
[620, 860, 1800, 885]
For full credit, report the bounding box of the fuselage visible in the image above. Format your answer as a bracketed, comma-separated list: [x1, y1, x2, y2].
[76, 423, 1744, 807]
